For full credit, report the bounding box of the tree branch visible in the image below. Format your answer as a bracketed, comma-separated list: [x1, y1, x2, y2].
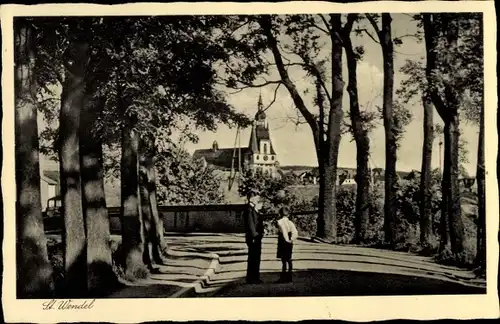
[258, 16, 318, 134]
[219, 74, 282, 90]
[284, 111, 308, 128]
[394, 33, 422, 41]
[319, 14, 331, 33]
[357, 28, 380, 44]
[311, 22, 330, 35]
[366, 14, 381, 34]
[227, 88, 244, 95]
[283, 61, 332, 105]
[262, 82, 282, 113]
[230, 19, 251, 36]
[237, 79, 282, 89]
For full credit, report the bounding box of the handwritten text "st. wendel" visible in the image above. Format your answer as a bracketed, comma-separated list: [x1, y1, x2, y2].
[42, 299, 95, 310]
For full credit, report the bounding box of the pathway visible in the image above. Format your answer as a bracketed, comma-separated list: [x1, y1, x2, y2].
[97, 233, 485, 298]
[169, 234, 486, 297]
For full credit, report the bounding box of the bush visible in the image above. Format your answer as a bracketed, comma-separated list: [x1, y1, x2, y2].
[335, 186, 356, 243]
[261, 189, 317, 236]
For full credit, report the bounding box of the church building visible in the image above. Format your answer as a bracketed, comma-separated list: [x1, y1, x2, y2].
[193, 95, 279, 178]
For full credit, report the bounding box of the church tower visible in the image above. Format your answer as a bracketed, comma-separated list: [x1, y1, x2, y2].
[246, 94, 278, 177]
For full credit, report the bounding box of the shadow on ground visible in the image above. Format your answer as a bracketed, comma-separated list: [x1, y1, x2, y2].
[195, 269, 486, 298]
[109, 282, 182, 298]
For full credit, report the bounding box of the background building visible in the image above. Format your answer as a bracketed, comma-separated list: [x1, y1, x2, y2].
[193, 94, 280, 178]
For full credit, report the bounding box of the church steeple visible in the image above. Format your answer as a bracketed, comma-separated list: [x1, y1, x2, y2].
[246, 93, 279, 178]
[254, 93, 267, 128]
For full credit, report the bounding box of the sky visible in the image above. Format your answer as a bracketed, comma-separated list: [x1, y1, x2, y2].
[39, 13, 480, 176]
[181, 14, 480, 175]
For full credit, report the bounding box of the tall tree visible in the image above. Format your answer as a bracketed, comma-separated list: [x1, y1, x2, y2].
[139, 157, 154, 271]
[31, 17, 122, 293]
[255, 14, 345, 241]
[134, 138, 170, 268]
[80, 89, 117, 296]
[423, 13, 467, 256]
[341, 14, 372, 243]
[116, 48, 149, 278]
[58, 35, 90, 296]
[420, 91, 434, 248]
[366, 14, 398, 246]
[398, 55, 435, 248]
[475, 103, 485, 268]
[15, 19, 54, 298]
[144, 146, 169, 264]
[119, 114, 147, 279]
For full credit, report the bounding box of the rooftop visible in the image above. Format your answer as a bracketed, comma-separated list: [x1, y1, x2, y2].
[192, 147, 251, 170]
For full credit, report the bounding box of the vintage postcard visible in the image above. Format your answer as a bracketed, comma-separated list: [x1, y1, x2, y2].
[1, 1, 499, 322]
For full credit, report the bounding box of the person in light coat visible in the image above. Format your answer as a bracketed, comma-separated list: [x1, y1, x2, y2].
[276, 206, 298, 283]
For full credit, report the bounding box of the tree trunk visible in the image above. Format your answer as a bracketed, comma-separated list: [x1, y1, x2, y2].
[146, 150, 169, 264]
[139, 142, 154, 270]
[423, 13, 450, 253]
[442, 14, 465, 258]
[120, 119, 148, 280]
[59, 40, 89, 296]
[313, 81, 328, 240]
[474, 13, 485, 268]
[380, 13, 398, 247]
[321, 163, 338, 241]
[448, 114, 465, 256]
[80, 95, 117, 296]
[343, 21, 371, 243]
[439, 126, 452, 252]
[15, 21, 54, 298]
[316, 14, 344, 242]
[420, 91, 434, 247]
[475, 103, 485, 268]
[423, 13, 465, 257]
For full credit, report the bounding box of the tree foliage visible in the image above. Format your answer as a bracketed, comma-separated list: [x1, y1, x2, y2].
[156, 147, 225, 205]
[35, 16, 251, 161]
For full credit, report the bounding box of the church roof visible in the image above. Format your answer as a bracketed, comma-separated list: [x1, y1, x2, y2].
[248, 124, 276, 154]
[192, 147, 251, 170]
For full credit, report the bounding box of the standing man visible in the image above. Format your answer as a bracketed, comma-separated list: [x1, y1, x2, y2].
[244, 189, 264, 284]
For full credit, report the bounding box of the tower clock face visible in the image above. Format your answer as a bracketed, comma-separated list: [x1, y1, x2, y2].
[263, 155, 268, 161]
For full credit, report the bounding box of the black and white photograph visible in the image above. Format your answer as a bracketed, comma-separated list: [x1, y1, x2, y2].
[2, 1, 498, 322]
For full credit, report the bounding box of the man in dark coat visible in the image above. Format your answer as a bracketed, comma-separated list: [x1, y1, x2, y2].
[243, 190, 264, 284]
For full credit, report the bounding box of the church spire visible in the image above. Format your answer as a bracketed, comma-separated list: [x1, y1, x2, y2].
[255, 93, 267, 126]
